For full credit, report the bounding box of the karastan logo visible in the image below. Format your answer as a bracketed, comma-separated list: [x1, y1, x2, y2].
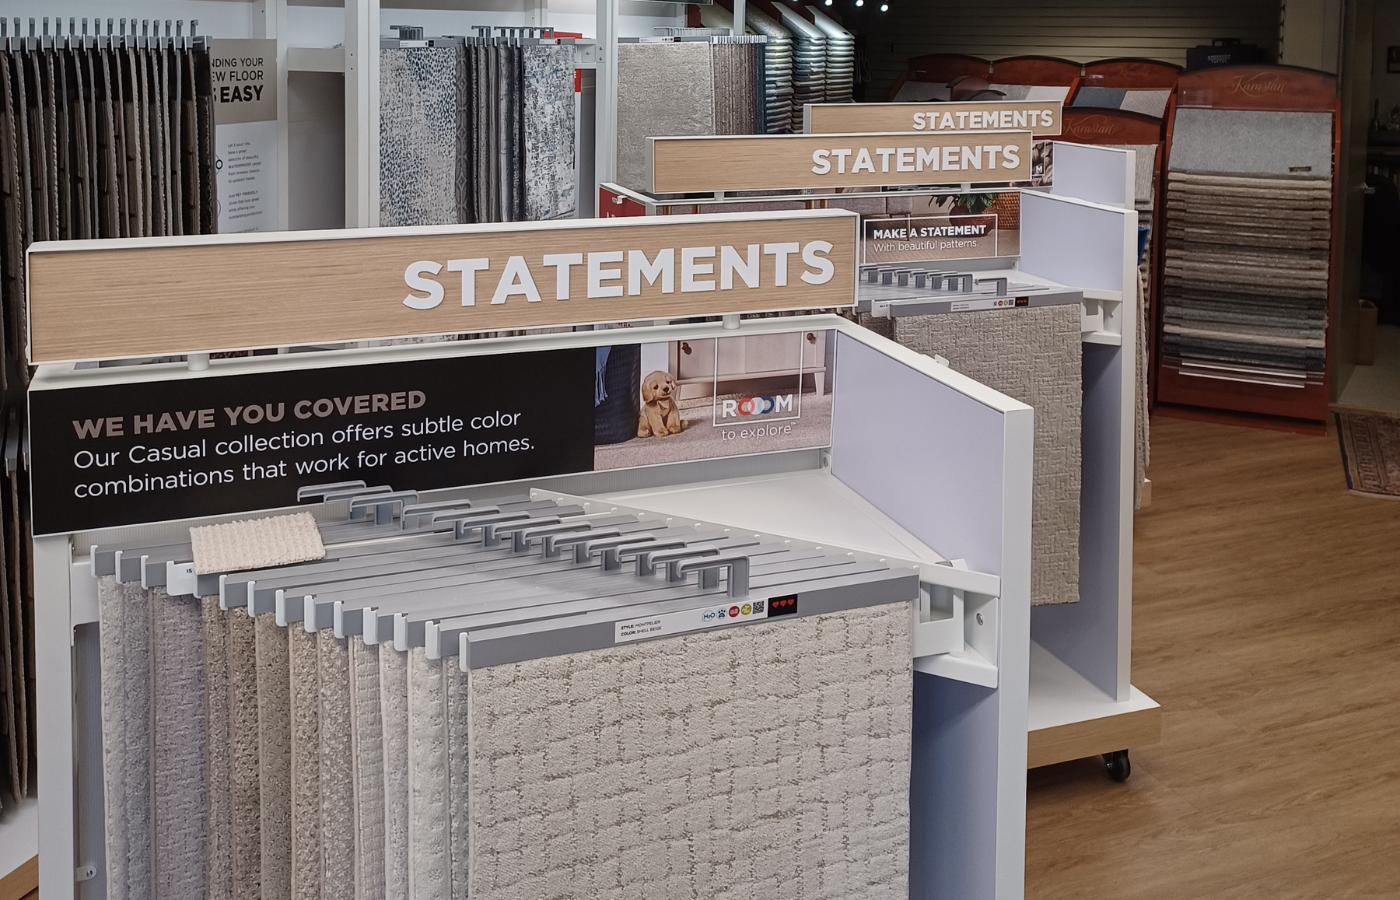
[811, 142, 1021, 176]
[400, 241, 836, 310]
[1063, 115, 1118, 139]
[1227, 73, 1287, 97]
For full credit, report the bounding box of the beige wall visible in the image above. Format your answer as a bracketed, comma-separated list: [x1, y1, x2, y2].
[1279, 0, 1343, 72]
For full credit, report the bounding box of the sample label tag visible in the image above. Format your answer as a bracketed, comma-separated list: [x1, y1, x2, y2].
[614, 599, 770, 644]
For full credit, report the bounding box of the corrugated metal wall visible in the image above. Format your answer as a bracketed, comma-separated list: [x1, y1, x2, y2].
[857, 0, 1282, 97]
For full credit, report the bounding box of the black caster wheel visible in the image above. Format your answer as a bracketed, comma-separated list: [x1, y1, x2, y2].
[1103, 750, 1131, 783]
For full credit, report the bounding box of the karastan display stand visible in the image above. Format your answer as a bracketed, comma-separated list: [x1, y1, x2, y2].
[597, 123, 1161, 780]
[28, 211, 1034, 900]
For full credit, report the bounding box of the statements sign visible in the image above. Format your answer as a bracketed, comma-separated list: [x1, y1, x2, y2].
[648, 132, 1033, 193]
[26, 211, 857, 363]
[804, 100, 1062, 137]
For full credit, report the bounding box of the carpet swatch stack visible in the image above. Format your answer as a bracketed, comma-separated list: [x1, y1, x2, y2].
[892, 305, 1083, 606]
[379, 39, 576, 226]
[1162, 108, 1333, 384]
[807, 7, 855, 103]
[0, 22, 217, 819]
[615, 39, 762, 191]
[774, 6, 825, 132]
[94, 496, 915, 899]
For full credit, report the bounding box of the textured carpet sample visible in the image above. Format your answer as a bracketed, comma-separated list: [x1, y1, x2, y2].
[522, 44, 577, 221]
[203, 598, 234, 900]
[446, 662, 471, 899]
[466, 603, 913, 900]
[379, 45, 463, 227]
[1168, 109, 1334, 178]
[256, 614, 294, 900]
[894, 304, 1083, 605]
[290, 627, 323, 900]
[616, 42, 715, 191]
[351, 637, 387, 900]
[319, 632, 357, 900]
[408, 648, 450, 900]
[190, 512, 326, 575]
[381, 644, 411, 900]
[98, 581, 153, 900]
[228, 608, 262, 900]
[1336, 411, 1400, 498]
[152, 588, 207, 900]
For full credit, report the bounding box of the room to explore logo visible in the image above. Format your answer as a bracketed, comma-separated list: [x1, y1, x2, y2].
[717, 395, 795, 419]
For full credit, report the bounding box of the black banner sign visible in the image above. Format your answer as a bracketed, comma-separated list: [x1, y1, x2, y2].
[30, 349, 596, 534]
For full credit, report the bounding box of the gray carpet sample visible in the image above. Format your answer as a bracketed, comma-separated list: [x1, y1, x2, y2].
[98, 581, 153, 900]
[152, 588, 207, 900]
[351, 637, 387, 900]
[446, 662, 471, 899]
[466, 603, 913, 900]
[203, 598, 234, 900]
[319, 632, 357, 900]
[894, 304, 1083, 606]
[380, 45, 463, 227]
[228, 608, 262, 900]
[256, 615, 293, 900]
[616, 42, 715, 191]
[522, 44, 577, 221]
[1167, 109, 1334, 178]
[407, 648, 449, 900]
[381, 644, 411, 900]
[290, 627, 323, 900]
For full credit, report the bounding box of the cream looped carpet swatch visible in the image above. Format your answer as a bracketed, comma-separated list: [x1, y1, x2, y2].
[190, 512, 326, 575]
[466, 603, 913, 900]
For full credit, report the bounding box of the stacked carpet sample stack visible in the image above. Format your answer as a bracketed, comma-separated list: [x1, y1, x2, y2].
[94, 495, 916, 899]
[1161, 108, 1333, 387]
[380, 39, 576, 226]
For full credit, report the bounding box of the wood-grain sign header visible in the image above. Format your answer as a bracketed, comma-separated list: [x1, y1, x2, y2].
[804, 100, 1062, 138]
[648, 131, 1033, 193]
[26, 210, 858, 363]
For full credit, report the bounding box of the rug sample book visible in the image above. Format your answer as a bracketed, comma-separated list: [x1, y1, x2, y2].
[893, 304, 1083, 606]
[1161, 108, 1333, 384]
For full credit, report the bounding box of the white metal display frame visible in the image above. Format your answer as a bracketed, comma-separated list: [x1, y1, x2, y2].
[30, 314, 1033, 900]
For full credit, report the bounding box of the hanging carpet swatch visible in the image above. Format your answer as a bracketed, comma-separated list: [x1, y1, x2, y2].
[893, 305, 1082, 606]
[379, 46, 463, 228]
[615, 42, 715, 191]
[189, 512, 326, 575]
[466, 602, 913, 900]
[522, 44, 577, 221]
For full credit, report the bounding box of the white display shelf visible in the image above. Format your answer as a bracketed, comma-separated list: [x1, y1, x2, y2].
[1027, 641, 1160, 769]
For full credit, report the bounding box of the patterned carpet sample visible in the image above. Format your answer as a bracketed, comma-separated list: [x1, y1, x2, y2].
[1337, 411, 1400, 498]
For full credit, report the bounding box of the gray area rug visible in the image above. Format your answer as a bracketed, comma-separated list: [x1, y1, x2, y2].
[616, 42, 715, 191]
[379, 46, 462, 227]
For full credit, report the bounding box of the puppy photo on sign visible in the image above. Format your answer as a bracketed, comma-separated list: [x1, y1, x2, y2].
[638, 371, 684, 438]
[593, 332, 835, 471]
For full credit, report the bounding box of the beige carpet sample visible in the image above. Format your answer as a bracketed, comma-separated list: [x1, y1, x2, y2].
[256, 614, 294, 900]
[319, 632, 357, 900]
[408, 648, 450, 900]
[446, 662, 471, 899]
[466, 603, 913, 900]
[190, 512, 327, 575]
[290, 627, 323, 900]
[381, 642, 411, 900]
[152, 588, 207, 900]
[351, 637, 388, 900]
[894, 304, 1083, 605]
[98, 580, 154, 900]
[228, 607, 263, 900]
[203, 597, 234, 900]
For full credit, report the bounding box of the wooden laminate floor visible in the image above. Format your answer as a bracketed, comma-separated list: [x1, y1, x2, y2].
[1026, 415, 1400, 899]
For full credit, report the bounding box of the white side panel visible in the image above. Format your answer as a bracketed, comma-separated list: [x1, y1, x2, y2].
[1049, 143, 1134, 210]
[1019, 191, 1129, 294]
[829, 333, 1010, 576]
[36, 535, 76, 900]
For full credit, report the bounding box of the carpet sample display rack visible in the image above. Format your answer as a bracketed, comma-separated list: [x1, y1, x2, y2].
[602, 126, 1161, 781]
[1156, 64, 1340, 424]
[29, 211, 1034, 900]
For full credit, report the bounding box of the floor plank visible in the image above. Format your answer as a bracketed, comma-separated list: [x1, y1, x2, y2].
[1025, 415, 1400, 899]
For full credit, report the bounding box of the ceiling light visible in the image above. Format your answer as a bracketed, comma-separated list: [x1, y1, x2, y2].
[879, 3, 888, 9]
[854, 0, 863, 6]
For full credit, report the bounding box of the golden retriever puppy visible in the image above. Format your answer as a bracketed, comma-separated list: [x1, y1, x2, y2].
[638, 370, 684, 438]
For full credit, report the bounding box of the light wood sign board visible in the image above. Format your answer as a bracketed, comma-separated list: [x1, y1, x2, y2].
[648, 131, 1033, 193]
[804, 100, 1062, 137]
[27, 210, 858, 363]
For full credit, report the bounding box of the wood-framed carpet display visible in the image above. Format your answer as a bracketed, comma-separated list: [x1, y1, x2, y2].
[1156, 65, 1340, 423]
[889, 53, 991, 101]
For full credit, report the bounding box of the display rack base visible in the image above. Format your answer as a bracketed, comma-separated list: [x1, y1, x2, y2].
[1026, 642, 1160, 771]
[1156, 365, 1329, 426]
